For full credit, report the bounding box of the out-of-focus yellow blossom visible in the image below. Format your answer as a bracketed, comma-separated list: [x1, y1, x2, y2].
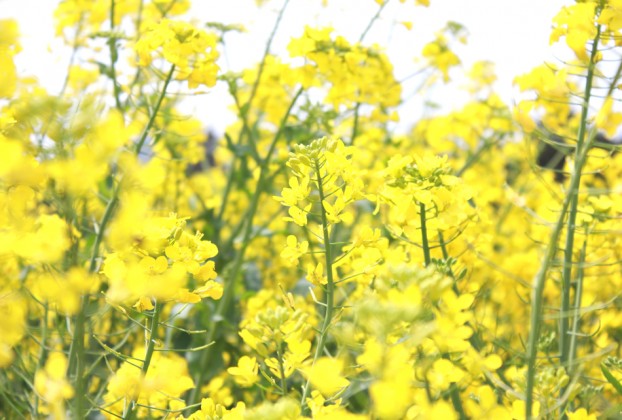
[280, 235, 309, 266]
[0, 19, 20, 98]
[307, 390, 368, 419]
[567, 408, 598, 420]
[134, 19, 219, 88]
[11, 214, 71, 263]
[550, 2, 597, 61]
[422, 35, 460, 83]
[427, 358, 465, 391]
[104, 348, 195, 418]
[67, 65, 100, 92]
[227, 356, 260, 387]
[55, 0, 138, 36]
[595, 97, 622, 138]
[26, 268, 100, 315]
[103, 211, 220, 306]
[0, 290, 26, 367]
[177, 397, 246, 420]
[34, 353, 74, 419]
[511, 400, 540, 419]
[301, 357, 350, 397]
[288, 26, 401, 109]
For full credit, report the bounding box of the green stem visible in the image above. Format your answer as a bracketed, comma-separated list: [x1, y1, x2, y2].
[524, 25, 601, 419]
[109, 0, 123, 112]
[72, 297, 87, 418]
[134, 64, 175, 155]
[359, 0, 389, 43]
[276, 345, 288, 395]
[561, 28, 602, 374]
[33, 303, 48, 415]
[562, 235, 587, 416]
[300, 158, 337, 410]
[123, 301, 163, 420]
[350, 102, 361, 146]
[246, 0, 291, 116]
[420, 203, 431, 267]
[449, 384, 467, 420]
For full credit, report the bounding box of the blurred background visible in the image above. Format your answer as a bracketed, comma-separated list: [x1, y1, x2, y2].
[1, 0, 571, 134]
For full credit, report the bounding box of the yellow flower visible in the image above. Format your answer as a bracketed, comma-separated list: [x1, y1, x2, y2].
[567, 408, 597, 420]
[104, 349, 195, 418]
[34, 353, 74, 419]
[371, 379, 412, 419]
[228, 356, 260, 387]
[550, 2, 597, 61]
[280, 235, 309, 266]
[134, 19, 219, 88]
[301, 357, 350, 397]
[511, 400, 540, 419]
[427, 358, 465, 391]
[306, 262, 327, 286]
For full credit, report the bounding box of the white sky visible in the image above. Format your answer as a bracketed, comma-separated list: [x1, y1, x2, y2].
[1, 0, 571, 133]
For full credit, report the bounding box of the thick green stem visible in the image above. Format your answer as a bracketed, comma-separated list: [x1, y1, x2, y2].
[123, 301, 163, 420]
[449, 384, 467, 420]
[524, 25, 601, 419]
[560, 28, 602, 367]
[300, 159, 336, 409]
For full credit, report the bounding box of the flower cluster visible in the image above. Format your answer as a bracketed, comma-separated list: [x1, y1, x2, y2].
[103, 212, 221, 308]
[135, 19, 220, 88]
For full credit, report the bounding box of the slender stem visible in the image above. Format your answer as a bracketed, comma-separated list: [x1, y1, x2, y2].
[276, 345, 288, 395]
[214, 155, 237, 237]
[562, 235, 587, 416]
[134, 64, 176, 155]
[109, 0, 123, 111]
[33, 303, 48, 415]
[449, 384, 467, 420]
[300, 159, 336, 410]
[67, 296, 87, 418]
[89, 182, 121, 273]
[123, 301, 163, 420]
[141, 302, 162, 374]
[245, 0, 291, 115]
[524, 25, 601, 419]
[350, 102, 361, 146]
[561, 26, 602, 372]
[359, 0, 389, 43]
[420, 203, 431, 267]
[567, 236, 587, 369]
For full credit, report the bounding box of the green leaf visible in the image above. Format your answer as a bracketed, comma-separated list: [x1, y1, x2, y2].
[601, 362, 622, 395]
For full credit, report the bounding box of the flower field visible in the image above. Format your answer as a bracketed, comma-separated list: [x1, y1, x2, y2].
[1, 0, 622, 418]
